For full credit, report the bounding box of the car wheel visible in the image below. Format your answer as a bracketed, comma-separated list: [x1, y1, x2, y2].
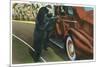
[65, 35, 76, 61]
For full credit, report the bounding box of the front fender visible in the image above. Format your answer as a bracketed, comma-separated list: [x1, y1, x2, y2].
[69, 28, 93, 56]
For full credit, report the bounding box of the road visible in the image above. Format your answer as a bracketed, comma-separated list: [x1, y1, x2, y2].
[12, 20, 68, 64]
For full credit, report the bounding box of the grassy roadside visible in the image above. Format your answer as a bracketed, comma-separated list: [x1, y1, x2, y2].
[12, 36, 34, 64]
[12, 35, 64, 64]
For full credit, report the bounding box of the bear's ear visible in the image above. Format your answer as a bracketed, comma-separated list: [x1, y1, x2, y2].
[46, 5, 52, 9]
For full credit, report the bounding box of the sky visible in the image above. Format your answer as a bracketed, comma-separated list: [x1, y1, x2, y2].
[84, 7, 93, 11]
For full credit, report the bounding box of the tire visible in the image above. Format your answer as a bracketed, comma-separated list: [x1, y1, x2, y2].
[65, 35, 76, 61]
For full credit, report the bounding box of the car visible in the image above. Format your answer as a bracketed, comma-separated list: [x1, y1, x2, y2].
[49, 5, 93, 60]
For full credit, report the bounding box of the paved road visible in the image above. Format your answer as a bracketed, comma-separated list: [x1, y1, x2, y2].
[12, 21, 68, 64]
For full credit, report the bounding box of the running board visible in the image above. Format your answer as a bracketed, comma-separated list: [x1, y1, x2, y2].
[49, 38, 65, 49]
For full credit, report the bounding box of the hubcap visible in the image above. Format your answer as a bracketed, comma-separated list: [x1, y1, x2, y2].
[66, 36, 76, 60]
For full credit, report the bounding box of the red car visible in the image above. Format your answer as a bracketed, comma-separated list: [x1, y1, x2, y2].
[49, 6, 93, 60]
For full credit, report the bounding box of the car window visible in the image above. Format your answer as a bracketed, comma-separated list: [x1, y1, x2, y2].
[67, 7, 74, 16]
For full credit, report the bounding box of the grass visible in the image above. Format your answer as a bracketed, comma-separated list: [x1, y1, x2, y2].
[12, 36, 34, 64]
[41, 47, 64, 62]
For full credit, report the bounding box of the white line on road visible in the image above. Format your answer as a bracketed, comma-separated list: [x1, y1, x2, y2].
[12, 34, 46, 62]
[12, 34, 35, 52]
[12, 20, 35, 24]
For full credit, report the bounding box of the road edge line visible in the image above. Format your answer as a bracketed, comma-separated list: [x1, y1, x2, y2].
[12, 34, 46, 62]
